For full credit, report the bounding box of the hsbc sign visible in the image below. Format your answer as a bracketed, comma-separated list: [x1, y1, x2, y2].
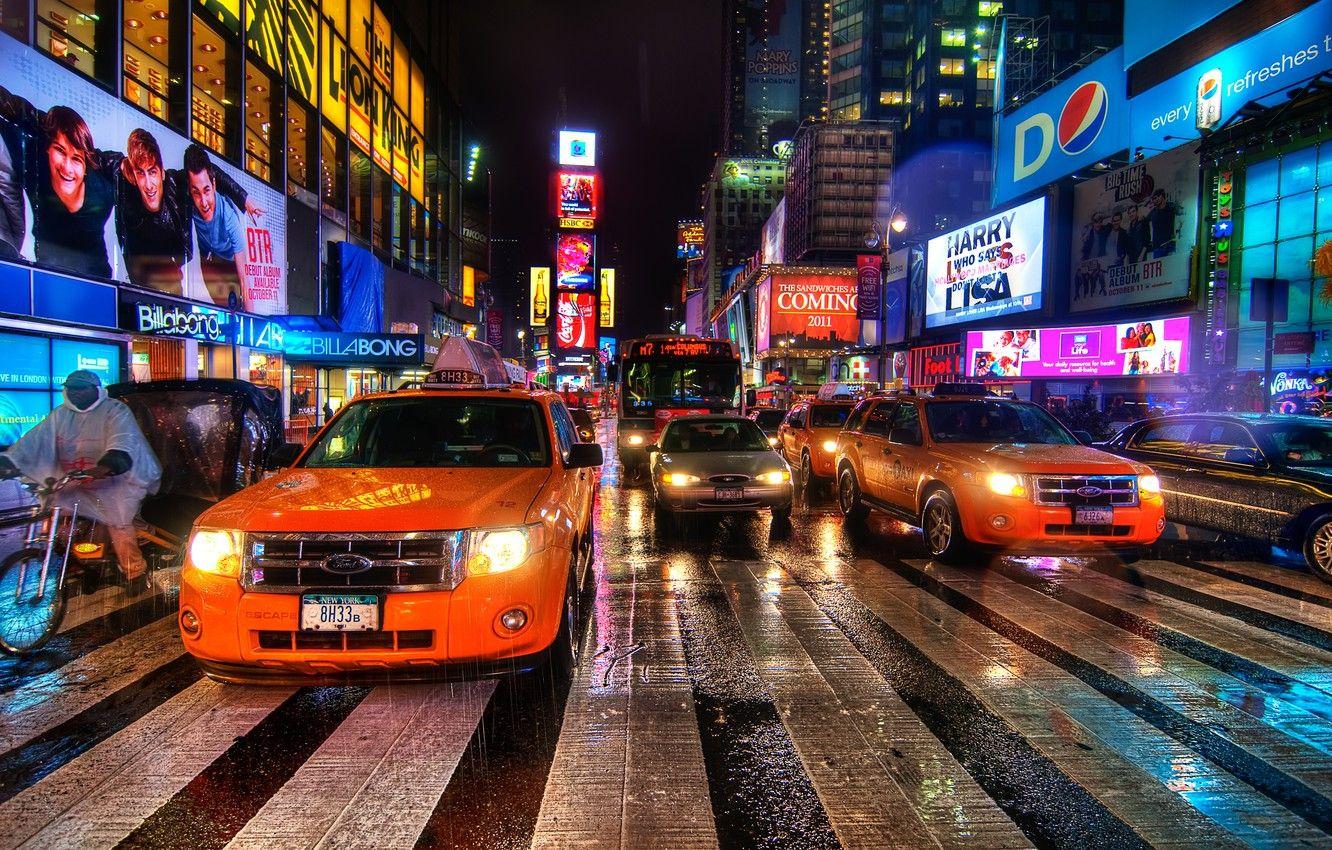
[994, 47, 1127, 206]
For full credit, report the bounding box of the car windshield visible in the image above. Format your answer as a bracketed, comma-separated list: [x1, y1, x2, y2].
[752, 409, 786, 429]
[1261, 422, 1332, 467]
[926, 400, 1077, 445]
[661, 419, 771, 452]
[302, 397, 550, 468]
[810, 405, 852, 428]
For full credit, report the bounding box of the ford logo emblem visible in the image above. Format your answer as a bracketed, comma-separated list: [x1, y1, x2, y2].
[322, 553, 373, 575]
[1076, 486, 1104, 498]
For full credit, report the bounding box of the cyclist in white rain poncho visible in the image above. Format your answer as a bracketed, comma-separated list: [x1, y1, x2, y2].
[0, 370, 162, 590]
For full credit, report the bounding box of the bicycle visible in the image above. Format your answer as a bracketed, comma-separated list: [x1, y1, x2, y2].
[0, 473, 181, 655]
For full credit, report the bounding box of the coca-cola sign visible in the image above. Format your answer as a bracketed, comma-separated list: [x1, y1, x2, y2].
[555, 292, 595, 351]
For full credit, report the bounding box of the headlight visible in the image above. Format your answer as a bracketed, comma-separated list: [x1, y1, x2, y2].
[627, 434, 645, 446]
[1138, 474, 1162, 495]
[662, 472, 701, 487]
[987, 472, 1027, 498]
[756, 470, 791, 484]
[767, 436, 779, 446]
[188, 529, 243, 578]
[468, 524, 544, 576]
[821, 439, 838, 453]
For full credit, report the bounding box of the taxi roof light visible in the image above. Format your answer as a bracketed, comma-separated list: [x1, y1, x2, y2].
[422, 336, 512, 390]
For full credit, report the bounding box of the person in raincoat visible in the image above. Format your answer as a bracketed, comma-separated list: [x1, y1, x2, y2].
[0, 370, 162, 592]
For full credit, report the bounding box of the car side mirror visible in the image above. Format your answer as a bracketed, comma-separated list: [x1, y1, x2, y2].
[267, 441, 303, 469]
[1223, 447, 1266, 468]
[1072, 430, 1094, 445]
[888, 427, 920, 446]
[644, 443, 659, 454]
[567, 442, 603, 469]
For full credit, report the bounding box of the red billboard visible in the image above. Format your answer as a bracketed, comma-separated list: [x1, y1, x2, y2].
[555, 292, 596, 350]
[556, 172, 597, 220]
[762, 273, 859, 350]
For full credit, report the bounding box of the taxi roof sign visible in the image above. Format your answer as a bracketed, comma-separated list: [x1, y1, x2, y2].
[424, 336, 510, 389]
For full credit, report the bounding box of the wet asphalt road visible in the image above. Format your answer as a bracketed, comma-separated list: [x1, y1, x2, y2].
[3, 420, 1332, 849]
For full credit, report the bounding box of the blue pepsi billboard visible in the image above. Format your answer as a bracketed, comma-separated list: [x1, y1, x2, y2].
[1123, 0, 1244, 67]
[1129, 0, 1332, 154]
[993, 49, 1127, 206]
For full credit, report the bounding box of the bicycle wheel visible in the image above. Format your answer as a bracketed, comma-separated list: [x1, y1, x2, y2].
[0, 548, 67, 655]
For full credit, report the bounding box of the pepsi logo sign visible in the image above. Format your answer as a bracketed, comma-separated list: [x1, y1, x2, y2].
[1057, 81, 1109, 155]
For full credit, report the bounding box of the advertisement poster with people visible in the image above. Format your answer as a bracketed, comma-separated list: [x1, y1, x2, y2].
[1070, 147, 1197, 313]
[965, 316, 1190, 379]
[0, 40, 286, 315]
[925, 196, 1045, 328]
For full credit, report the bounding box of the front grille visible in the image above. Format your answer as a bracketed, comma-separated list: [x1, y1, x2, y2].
[256, 629, 434, 651]
[1045, 524, 1133, 537]
[243, 532, 466, 593]
[709, 474, 751, 484]
[1033, 475, 1138, 507]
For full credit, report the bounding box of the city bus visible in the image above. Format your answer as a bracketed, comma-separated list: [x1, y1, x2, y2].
[616, 335, 743, 477]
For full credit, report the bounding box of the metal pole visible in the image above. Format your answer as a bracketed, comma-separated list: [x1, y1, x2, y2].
[879, 229, 890, 388]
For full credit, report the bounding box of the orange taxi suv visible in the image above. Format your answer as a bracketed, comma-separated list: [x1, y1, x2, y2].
[178, 337, 601, 682]
[777, 398, 854, 492]
[835, 384, 1164, 560]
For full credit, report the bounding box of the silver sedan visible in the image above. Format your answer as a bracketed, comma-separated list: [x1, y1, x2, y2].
[649, 415, 793, 521]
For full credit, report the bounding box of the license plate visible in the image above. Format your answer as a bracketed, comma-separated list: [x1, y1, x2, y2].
[715, 487, 745, 501]
[301, 594, 379, 631]
[1075, 506, 1114, 526]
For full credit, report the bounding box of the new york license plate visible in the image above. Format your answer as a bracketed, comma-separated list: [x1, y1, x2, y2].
[300, 594, 379, 631]
[715, 487, 745, 501]
[1074, 506, 1114, 526]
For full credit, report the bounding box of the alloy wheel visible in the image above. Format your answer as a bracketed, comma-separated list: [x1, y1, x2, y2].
[926, 502, 952, 555]
[1312, 522, 1332, 575]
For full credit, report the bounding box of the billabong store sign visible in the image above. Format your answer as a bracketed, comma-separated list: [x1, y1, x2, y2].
[119, 291, 285, 351]
[284, 332, 425, 365]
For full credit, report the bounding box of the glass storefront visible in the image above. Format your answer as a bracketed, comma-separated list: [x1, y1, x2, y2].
[0, 329, 125, 447]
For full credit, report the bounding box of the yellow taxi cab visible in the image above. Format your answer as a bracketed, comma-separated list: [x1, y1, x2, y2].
[835, 384, 1164, 560]
[776, 398, 854, 492]
[178, 337, 601, 682]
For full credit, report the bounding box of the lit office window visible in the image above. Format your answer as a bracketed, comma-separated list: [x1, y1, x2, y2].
[941, 28, 966, 47]
[287, 98, 311, 190]
[191, 15, 235, 156]
[123, 0, 174, 120]
[939, 58, 965, 75]
[976, 59, 996, 79]
[244, 60, 274, 181]
[878, 90, 904, 106]
[938, 89, 964, 107]
[321, 125, 347, 212]
[978, 1, 1002, 16]
[37, 0, 113, 85]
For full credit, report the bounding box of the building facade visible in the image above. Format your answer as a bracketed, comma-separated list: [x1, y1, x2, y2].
[700, 156, 787, 316]
[784, 121, 896, 263]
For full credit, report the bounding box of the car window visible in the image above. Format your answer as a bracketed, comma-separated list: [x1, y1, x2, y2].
[753, 409, 785, 429]
[1131, 421, 1194, 452]
[550, 402, 577, 461]
[889, 404, 922, 444]
[1262, 421, 1332, 466]
[844, 399, 873, 432]
[1187, 421, 1257, 461]
[660, 419, 771, 452]
[810, 405, 852, 428]
[302, 397, 550, 468]
[862, 403, 896, 437]
[788, 406, 807, 428]
[925, 400, 1076, 445]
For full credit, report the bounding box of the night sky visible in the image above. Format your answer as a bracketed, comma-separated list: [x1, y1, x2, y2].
[453, 0, 724, 341]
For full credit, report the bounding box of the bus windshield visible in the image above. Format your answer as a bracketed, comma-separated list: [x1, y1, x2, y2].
[622, 359, 741, 414]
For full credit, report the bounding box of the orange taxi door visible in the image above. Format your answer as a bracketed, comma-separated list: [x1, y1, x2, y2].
[857, 402, 896, 496]
[783, 405, 804, 463]
[882, 402, 926, 513]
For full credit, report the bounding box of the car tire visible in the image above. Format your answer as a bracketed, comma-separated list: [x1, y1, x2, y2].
[922, 489, 970, 564]
[653, 501, 675, 533]
[800, 452, 815, 498]
[1303, 515, 1332, 583]
[772, 504, 792, 523]
[838, 467, 870, 522]
[545, 567, 580, 680]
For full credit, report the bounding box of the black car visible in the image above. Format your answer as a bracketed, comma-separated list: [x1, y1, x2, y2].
[1100, 413, 1332, 582]
[748, 407, 787, 447]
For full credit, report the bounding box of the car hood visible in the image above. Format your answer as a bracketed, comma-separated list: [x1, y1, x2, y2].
[195, 467, 550, 532]
[659, 450, 788, 478]
[932, 443, 1148, 474]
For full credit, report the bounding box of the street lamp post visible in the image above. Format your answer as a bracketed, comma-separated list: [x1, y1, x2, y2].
[517, 329, 527, 363]
[865, 209, 908, 388]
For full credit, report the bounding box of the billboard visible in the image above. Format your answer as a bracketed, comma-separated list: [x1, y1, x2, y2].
[555, 292, 596, 351]
[1124, 0, 1244, 66]
[530, 267, 551, 326]
[925, 197, 1046, 329]
[883, 248, 908, 346]
[677, 221, 704, 260]
[599, 268, 615, 328]
[1070, 147, 1198, 313]
[743, 0, 801, 154]
[1129, 1, 1332, 153]
[485, 309, 504, 349]
[965, 316, 1190, 379]
[0, 39, 286, 314]
[855, 255, 881, 321]
[759, 272, 859, 350]
[761, 198, 786, 264]
[994, 49, 1127, 206]
[558, 130, 597, 167]
[557, 172, 597, 220]
[556, 233, 595, 291]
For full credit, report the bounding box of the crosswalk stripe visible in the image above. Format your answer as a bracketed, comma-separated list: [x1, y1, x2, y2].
[825, 557, 1290, 847]
[0, 616, 182, 753]
[8, 684, 294, 850]
[221, 681, 495, 850]
[717, 559, 1031, 849]
[1193, 559, 1332, 607]
[57, 569, 177, 635]
[533, 573, 718, 849]
[912, 560, 1332, 793]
